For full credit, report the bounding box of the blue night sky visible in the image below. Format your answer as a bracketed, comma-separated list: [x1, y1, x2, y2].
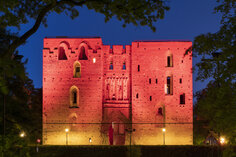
[12, 0, 221, 94]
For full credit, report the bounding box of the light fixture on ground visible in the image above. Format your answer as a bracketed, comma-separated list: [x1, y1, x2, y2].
[162, 128, 166, 145]
[220, 137, 225, 145]
[65, 128, 69, 145]
[19, 132, 25, 138]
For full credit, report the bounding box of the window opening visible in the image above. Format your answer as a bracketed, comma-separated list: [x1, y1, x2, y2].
[149, 78, 151, 84]
[136, 93, 139, 98]
[73, 91, 77, 104]
[58, 47, 67, 60]
[180, 93, 185, 104]
[158, 107, 163, 115]
[138, 65, 140, 72]
[122, 62, 126, 70]
[156, 79, 158, 84]
[73, 61, 81, 78]
[180, 78, 182, 84]
[79, 46, 88, 60]
[109, 61, 113, 70]
[167, 55, 173, 67]
[166, 76, 173, 95]
[150, 96, 152, 101]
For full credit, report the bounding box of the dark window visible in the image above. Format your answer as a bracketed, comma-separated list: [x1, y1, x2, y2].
[167, 55, 173, 67]
[150, 96, 152, 101]
[136, 93, 139, 98]
[158, 107, 163, 115]
[58, 47, 67, 60]
[156, 79, 158, 84]
[138, 65, 140, 72]
[73, 91, 77, 104]
[79, 46, 88, 60]
[167, 56, 171, 67]
[122, 62, 126, 70]
[109, 62, 113, 70]
[76, 67, 80, 73]
[180, 93, 185, 104]
[149, 78, 151, 84]
[180, 78, 182, 84]
[166, 76, 173, 95]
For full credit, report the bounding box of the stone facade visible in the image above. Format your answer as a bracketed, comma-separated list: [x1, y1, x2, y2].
[43, 37, 193, 145]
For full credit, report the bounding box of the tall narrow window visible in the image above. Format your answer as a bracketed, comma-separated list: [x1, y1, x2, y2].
[156, 79, 158, 84]
[180, 78, 182, 84]
[109, 61, 113, 70]
[122, 62, 126, 70]
[73, 90, 77, 104]
[73, 61, 81, 78]
[180, 93, 185, 104]
[70, 86, 79, 108]
[136, 93, 139, 98]
[166, 76, 173, 95]
[150, 96, 152, 101]
[167, 55, 173, 67]
[138, 65, 140, 72]
[149, 78, 151, 84]
[58, 47, 67, 60]
[79, 46, 88, 60]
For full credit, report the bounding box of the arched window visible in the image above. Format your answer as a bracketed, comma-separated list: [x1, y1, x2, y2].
[79, 46, 88, 60]
[58, 47, 67, 60]
[70, 86, 79, 108]
[73, 61, 81, 78]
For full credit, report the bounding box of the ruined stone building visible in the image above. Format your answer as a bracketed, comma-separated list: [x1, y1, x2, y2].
[42, 37, 193, 145]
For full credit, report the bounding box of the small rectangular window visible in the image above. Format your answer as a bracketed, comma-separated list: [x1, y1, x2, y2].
[180, 94, 185, 104]
[180, 78, 182, 84]
[138, 65, 140, 72]
[156, 79, 158, 84]
[150, 96, 152, 101]
[166, 76, 173, 95]
[149, 78, 151, 84]
[167, 55, 173, 67]
[167, 56, 171, 67]
[136, 93, 139, 98]
[109, 62, 113, 70]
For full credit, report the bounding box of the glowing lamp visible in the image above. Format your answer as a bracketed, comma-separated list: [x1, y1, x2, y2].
[162, 128, 166, 132]
[37, 139, 41, 143]
[220, 137, 225, 144]
[89, 138, 92, 143]
[65, 128, 69, 133]
[93, 58, 96, 63]
[20, 132, 25, 138]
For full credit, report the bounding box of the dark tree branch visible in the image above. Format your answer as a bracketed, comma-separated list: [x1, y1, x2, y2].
[7, 0, 86, 54]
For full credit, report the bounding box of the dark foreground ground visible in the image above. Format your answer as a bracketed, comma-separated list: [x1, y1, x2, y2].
[3, 145, 236, 157]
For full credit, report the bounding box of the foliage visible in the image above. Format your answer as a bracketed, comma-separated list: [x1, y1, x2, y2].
[0, 0, 170, 54]
[193, 0, 236, 144]
[0, 28, 42, 156]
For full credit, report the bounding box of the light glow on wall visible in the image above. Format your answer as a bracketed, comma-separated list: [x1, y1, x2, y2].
[93, 58, 96, 63]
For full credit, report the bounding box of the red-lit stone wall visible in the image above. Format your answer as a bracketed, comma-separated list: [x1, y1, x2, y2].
[43, 37, 192, 145]
[131, 41, 193, 145]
